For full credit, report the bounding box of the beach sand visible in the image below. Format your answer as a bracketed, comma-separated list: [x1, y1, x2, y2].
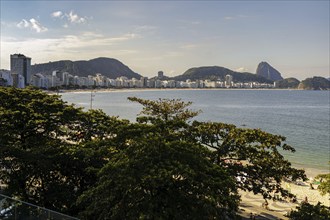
[239, 179, 329, 219]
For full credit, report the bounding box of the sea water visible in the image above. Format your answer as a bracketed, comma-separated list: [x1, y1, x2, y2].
[61, 89, 330, 173]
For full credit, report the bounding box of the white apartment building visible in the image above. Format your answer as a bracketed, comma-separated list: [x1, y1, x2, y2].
[11, 73, 25, 88]
[0, 70, 13, 86]
[225, 75, 233, 88]
[31, 73, 49, 88]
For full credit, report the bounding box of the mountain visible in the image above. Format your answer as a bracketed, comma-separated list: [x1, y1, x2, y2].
[298, 76, 330, 90]
[31, 57, 141, 79]
[173, 66, 273, 83]
[256, 62, 283, 81]
[275, 78, 300, 89]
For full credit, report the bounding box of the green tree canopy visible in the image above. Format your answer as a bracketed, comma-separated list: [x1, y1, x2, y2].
[0, 91, 309, 219]
[78, 97, 306, 219]
[0, 87, 124, 215]
[188, 121, 306, 199]
[286, 202, 330, 220]
[78, 122, 239, 219]
[315, 172, 330, 196]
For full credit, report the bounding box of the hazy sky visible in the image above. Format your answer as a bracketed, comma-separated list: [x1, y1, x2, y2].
[1, 0, 329, 79]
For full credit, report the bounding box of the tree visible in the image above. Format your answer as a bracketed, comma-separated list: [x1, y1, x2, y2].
[78, 98, 240, 219]
[0, 87, 123, 215]
[0, 87, 81, 212]
[286, 202, 330, 220]
[128, 97, 306, 200]
[188, 121, 306, 200]
[315, 173, 330, 196]
[78, 97, 306, 219]
[1, 92, 308, 218]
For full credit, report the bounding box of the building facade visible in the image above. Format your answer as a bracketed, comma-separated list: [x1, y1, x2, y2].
[0, 70, 13, 86]
[10, 54, 31, 86]
[225, 74, 233, 88]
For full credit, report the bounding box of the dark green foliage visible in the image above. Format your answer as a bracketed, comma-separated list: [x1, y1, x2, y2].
[188, 121, 306, 200]
[275, 78, 300, 89]
[298, 77, 330, 90]
[173, 66, 273, 83]
[0, 87, 122, 215]
[315, 173, 330, 196]
[78, 125, 239, 219]
[31, 57, 140, 79]
[78, 98, 239, 219]
[286, 202, 330, 220]
[0, 89, 307, 219]
[0, 87, 79, 213]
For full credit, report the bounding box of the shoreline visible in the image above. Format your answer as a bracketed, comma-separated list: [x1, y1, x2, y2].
[292, 164, 329, 178]
[49, 87, 310, 94]
[56, 88, 329, 177]
[240, 180, 329, 219]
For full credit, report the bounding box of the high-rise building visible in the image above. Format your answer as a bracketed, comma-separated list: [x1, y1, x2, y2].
[225, 74, 233, 88]
[10, 54, 31, 85]
[140, 76, 148, 87]
[158, 71, 164, 78]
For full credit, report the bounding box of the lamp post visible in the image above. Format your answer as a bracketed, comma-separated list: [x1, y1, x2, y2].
[90, 90, 96, 110]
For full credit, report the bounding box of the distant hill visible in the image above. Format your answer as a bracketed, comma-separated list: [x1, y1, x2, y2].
[31, 57, 141, 79]
[298, 76, 330, 90]
[173, 66, 273, 83]
[256, 62, 283, 81]
[275, 78, 300, 89]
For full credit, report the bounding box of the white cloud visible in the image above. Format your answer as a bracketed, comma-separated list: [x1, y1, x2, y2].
[236, 67, 249, 72]
[51, 11, 63, 18]
[66, 11, 86, 24]
[16, 18, 47, 33]
[29, 18, 48, 33]
[1, 31, 140, 65]
[17, 19, 30, 28]
[51, 10, 88, 27]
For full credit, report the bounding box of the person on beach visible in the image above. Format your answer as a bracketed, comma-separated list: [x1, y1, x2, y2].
[262, 200, 269, 210]
[303, 196, 308, 204]
[291, 197, 297, 203]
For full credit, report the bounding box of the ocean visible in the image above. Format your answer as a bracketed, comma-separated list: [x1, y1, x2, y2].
[60, 89, 330, 174]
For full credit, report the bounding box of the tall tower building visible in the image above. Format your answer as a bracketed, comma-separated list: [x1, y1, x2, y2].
[10, 54, 31, 85]
[225, 74, 233, 88]
[158, 71, 164, 78]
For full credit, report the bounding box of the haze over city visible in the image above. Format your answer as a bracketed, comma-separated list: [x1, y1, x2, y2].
[1, 0, 329, 80]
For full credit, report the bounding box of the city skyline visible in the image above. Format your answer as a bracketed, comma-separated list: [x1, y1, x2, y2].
[0, 1, 329, 80]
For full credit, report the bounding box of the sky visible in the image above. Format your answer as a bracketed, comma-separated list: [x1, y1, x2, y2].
[0, 0, 329, 79]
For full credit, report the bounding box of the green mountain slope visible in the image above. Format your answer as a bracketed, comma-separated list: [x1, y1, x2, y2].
[31, 57, 141, 79]
[298, 77, 330, 90]
[275, 78, 300, 88]
[173, 66, 272, 83]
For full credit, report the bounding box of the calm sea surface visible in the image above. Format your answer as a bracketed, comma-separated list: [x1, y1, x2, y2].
[61, 89, 330, 172]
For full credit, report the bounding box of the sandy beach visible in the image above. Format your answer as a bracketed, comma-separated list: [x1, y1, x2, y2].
[239, 178, 329, 219]
[53, 87, 301, 94]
